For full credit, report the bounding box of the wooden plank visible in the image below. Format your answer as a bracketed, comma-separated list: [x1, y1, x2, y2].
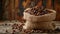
[46, 0, 52, 9]
[14, 0, 19, 21]
[54, 0, 60, 21]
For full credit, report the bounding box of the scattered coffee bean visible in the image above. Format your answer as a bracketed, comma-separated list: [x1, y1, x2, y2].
[55, 28, 60, 32]
[6, 30, 8, 33]
[11, 23, 60, 33]
[12, 32, 14, 34]
[5, 23, 7, 26]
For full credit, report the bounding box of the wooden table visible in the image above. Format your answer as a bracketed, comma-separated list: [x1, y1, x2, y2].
[0, 21, 60, 34]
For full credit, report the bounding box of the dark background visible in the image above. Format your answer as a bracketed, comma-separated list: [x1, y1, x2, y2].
[0, 0, 60, 21]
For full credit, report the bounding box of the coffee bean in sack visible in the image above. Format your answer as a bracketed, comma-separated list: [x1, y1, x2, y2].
[25, 6, 51, 16]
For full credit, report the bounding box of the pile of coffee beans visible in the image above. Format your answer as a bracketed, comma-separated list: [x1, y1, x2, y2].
[11, 23, 60, 33]
[12, 23, 24, 31]
[22, 29, 60, 33]
[25, 7, 52, 16]
[4, 23, 59, 34]
[11, 23, 24, 34]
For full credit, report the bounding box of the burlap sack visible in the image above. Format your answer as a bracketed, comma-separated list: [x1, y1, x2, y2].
[23, 8, 56, 30]
[23, 21, 56, 30]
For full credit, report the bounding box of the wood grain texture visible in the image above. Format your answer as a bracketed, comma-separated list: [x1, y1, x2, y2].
[54, 0, 60, 21]
[2, 0, 60, 21]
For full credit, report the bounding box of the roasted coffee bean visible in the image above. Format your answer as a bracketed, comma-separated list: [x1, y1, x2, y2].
[12, 32, 14, 34]
[6, 30, 8, 33]
[13, 29, 16, 32]
[46, 10, 52, 13]
[5, 23, 7, 26]
[55, 28, 60, 32]
[11, 23, 58, 33]
[37, 12, 40, 15]
[12, 27, 15, 29]
[25, 6, 52, 16]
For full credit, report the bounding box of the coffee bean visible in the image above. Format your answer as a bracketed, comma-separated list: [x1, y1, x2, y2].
[13, 30, 16, 32]
[55, 28, 60, 32]
[6, 30, 8, 32]
[12, 32, 14, 34]
[25, 6, 51, 16]
[12, 27, 14, 29]
[5, 23, 7, 26]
